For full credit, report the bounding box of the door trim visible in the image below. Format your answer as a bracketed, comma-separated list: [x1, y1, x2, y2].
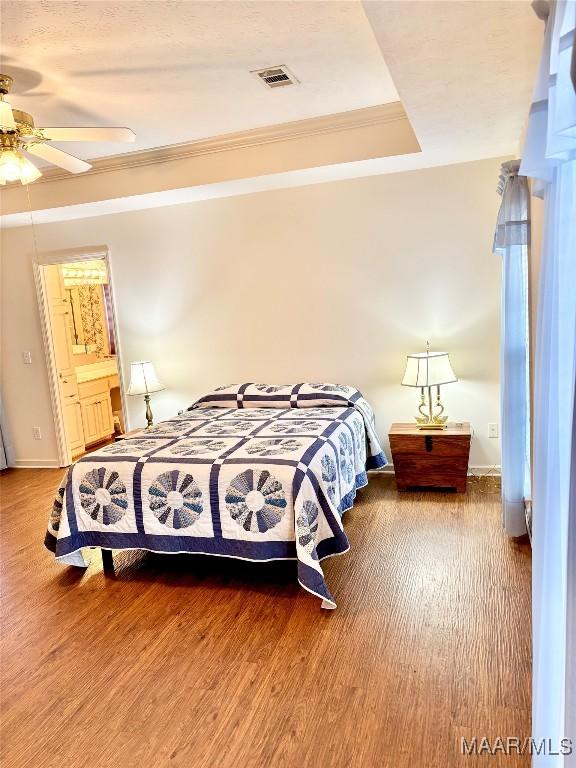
[33, 246, 127, 468]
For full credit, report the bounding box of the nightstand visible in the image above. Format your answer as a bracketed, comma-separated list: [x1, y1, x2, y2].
[388, 422, 472, 492]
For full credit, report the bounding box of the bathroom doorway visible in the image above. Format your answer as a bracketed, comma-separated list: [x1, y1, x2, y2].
[34, 247, 127, 466]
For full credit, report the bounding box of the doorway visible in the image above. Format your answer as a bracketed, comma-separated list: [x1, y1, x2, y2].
[34, 248, 127, 467]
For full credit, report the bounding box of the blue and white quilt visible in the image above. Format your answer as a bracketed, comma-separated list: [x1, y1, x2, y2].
[45, 383, 387, 608]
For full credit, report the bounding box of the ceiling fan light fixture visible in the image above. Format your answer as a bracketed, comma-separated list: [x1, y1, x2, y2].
[18, 154, 42, 184]
[0, 99, 16, 131]
[0, 149, 22, 182]
[0, 148, 42, 185]
[0, 74, 135, 183]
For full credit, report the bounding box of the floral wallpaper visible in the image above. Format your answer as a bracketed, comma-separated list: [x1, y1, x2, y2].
[81, 285, 105, 355]
[69, 285, 107, 356]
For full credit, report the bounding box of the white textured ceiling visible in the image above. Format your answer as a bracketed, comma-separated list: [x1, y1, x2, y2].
[363, 0, 542, 162]
[0, 0, 399, 160]
[0, 0, 544, 225]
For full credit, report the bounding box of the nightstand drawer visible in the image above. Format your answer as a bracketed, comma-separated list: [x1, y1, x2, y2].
[389, 433, 470, 457]
[393, 455, 469, 482]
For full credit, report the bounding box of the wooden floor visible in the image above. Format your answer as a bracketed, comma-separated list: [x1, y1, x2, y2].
[0, 468, 531, 768]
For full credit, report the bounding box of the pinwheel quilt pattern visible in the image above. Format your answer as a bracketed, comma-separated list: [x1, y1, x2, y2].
[45, 385, 386, 608]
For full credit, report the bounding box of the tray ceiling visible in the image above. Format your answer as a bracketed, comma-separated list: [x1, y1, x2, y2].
[1, 0, 399, 161]
[0, 1, 544, 225]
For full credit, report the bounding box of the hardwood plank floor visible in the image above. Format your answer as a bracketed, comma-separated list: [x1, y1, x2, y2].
[0, 468, 531, 768]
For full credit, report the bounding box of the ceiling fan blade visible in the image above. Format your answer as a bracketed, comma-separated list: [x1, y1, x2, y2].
[15, 91, 53, 98]
[71, 60, 217, 77]
[25, 143, 92, 174]
[38, 127, 135, 142]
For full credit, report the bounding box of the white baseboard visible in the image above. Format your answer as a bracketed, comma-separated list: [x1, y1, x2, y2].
[12, 459, 61, 469]
[374, 464, 501, 476]
[469, 465, 501, 476]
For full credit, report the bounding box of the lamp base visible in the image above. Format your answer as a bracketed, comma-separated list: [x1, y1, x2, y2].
[144, 393, 154, 428]
[415, 385, 449, 430]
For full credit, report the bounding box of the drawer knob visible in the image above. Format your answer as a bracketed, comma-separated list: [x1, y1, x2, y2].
[425, 436, 433, 452]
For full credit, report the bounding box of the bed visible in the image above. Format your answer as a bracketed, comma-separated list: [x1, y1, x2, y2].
[45, 383, 387, 608]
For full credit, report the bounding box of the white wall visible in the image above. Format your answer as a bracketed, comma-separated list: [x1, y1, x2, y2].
[1, 157, 503, 468]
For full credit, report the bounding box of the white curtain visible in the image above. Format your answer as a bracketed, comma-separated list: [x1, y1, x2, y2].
[520, 0, 576, 762]
[493, 161, 531, 537]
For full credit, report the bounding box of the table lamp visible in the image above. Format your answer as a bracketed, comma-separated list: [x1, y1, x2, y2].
[401, 342, 457, 429]
[127, 361, 165, 428]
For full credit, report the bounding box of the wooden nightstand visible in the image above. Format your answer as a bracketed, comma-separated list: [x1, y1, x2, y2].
[388, 422, 472, 492]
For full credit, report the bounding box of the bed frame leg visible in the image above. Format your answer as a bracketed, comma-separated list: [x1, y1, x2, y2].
[101, 548, 115, 575]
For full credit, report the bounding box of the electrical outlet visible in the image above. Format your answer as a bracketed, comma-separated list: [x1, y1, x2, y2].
[32, 427, 42, 440]
[22, 351, 32, 364]
[488, 423, 499, 438]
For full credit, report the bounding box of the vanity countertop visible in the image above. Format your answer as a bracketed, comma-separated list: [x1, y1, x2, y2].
[75, 359, 119, 384]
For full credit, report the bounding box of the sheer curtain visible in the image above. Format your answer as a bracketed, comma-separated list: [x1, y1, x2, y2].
[493, 161, 531, 537]
[520, 0, 576, 761]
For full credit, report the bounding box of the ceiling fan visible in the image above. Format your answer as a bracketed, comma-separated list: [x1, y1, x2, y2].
[0, 73, 135, 185]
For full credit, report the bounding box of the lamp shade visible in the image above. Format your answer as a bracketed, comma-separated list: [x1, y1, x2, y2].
[0, 100, 16, 131]
[0, 149, 42, 185]
[127, 361, 165, 396]
[401, 351, 457, 388]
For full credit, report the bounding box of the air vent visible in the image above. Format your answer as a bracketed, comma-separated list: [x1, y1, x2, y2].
[251, 65, 299, 89]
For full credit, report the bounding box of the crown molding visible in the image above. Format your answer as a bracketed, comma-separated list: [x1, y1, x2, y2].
[33, 101, 407, 183]
[1, 99, 420, 218]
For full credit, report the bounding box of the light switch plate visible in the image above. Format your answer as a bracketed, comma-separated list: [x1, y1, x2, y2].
[23, 351, 32, 364]
[488, 423, 499, 438]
